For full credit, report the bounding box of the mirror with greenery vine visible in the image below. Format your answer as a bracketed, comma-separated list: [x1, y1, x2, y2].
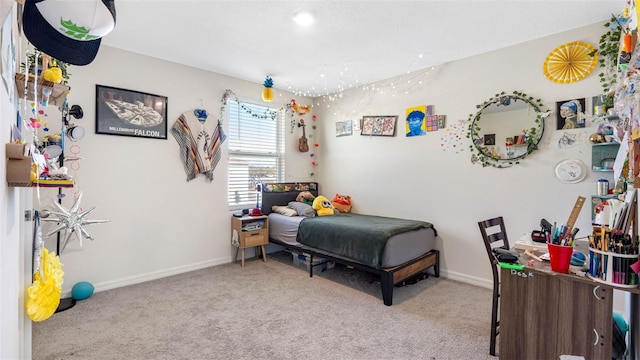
[467, 91, 548, 168]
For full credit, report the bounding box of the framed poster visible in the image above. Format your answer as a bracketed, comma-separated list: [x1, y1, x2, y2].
[95, 84, 168, 139]
[336, 120, 352, 137]
[361, 115, 397, 137]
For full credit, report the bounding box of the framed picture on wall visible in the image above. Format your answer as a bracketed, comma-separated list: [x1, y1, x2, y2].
[95, 84, 168, 139]
[361, 115, 397, 137]
[484, 134, 496, 145]
[555, 98, 586, 130]
[336, 120, 353, 137]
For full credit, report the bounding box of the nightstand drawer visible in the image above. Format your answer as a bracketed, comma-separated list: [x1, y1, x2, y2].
[243, 231, 267, 247]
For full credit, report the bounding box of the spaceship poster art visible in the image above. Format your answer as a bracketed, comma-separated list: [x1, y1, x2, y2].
[95, 84, 168, 139]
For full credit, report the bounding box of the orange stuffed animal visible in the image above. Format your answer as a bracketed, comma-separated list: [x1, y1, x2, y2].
[331, 193, 352, 213]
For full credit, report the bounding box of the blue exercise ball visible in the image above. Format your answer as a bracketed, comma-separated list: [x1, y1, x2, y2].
[71, 281, 94, 300]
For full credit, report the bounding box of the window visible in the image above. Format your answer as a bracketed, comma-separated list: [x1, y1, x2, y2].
[227, 99, 285, 210]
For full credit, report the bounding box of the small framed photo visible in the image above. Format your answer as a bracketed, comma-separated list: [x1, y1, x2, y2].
[361, 115, 397, 137]
[95, 84, 168, 139]
[555, 98, 586, 130]
[484, 134, 496, 145]
[353, 118, 361, 132]
[336, 120, 353, 137]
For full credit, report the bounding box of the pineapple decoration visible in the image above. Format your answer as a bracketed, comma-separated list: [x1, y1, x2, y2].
[262, 76, 274, 102]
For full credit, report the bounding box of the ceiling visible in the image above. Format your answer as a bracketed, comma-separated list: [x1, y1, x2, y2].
[101, 1, 625, 98]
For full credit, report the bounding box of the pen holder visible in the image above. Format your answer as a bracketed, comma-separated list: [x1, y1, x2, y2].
[547, 243, 573, 274]
[588, 248, 639, 288]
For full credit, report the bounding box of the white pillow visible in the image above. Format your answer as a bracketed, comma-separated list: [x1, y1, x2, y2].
[272, 205, 297, 217]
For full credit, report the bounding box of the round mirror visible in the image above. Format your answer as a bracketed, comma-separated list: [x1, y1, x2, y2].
[468, 91, 548, 168]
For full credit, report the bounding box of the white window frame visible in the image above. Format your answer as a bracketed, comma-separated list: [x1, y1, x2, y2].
[227, 98, 285, 210]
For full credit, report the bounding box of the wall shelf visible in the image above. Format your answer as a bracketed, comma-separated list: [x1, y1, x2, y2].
[591, 142, 621, 223]
[15, 73, 69, 107]
[591, 142, 620, 171]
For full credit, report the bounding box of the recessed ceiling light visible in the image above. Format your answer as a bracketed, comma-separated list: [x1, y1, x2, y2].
[293, 11, 314, 26]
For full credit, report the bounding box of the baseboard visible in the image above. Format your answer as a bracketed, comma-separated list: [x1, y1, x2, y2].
[437, 269, 493, 290]
[61, 256, 494, 298]
[61, 256, 230, 297]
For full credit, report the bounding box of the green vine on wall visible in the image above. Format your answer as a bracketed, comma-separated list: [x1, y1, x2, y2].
[218, 89, 277, 125]
[589, 15, 624, 108]
[466, 91, 547, 168]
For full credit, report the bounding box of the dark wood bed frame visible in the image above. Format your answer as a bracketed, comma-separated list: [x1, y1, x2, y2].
[261, 182, 440, 306]
[272, 238, 439, 306]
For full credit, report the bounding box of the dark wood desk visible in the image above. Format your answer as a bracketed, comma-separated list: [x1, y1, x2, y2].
[500, 263, 640, 359]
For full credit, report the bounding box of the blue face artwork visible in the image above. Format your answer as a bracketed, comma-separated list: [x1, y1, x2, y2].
[406, 110, 425, 136]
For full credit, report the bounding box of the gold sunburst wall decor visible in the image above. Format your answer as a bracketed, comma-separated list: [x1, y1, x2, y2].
[543, 41, 597, 84]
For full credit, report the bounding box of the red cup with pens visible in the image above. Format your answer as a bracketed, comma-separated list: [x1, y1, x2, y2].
[548, 243, 573, 273]
[546, 223, 578, 274]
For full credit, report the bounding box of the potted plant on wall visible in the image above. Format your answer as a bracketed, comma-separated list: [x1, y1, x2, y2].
[589, 15, 624, 111]
[16, 49, 72, 108]
[20, 50, 71, 85]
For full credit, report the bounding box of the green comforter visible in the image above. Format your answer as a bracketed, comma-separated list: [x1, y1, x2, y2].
[296, 213, 437, 269]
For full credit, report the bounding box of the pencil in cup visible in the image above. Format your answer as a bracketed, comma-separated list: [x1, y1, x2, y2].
[589, 247, 639, 286]
[613, 255, 621, 284]
[589, 251, 599, 277]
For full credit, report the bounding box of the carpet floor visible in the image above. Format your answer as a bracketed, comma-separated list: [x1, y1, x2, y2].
[32, 251, 496, 360]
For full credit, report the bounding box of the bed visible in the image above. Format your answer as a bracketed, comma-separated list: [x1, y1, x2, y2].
[261, 182, 440, 306]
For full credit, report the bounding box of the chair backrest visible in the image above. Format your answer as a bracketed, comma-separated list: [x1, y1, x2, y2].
[478, 216, 510, 265]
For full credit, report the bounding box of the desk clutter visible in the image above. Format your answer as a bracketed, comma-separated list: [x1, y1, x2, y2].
[529, 197, 584, 246]
[528, 197, 585, 273]
[588, 226, 640, 288]
[593, 190, 636, 230]
[527, 194, 640, 283]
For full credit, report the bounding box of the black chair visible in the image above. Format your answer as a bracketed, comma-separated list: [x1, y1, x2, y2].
[478, 216, 510, 356]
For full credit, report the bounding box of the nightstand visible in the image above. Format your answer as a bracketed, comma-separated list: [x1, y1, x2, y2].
[231, 215, 268, 267]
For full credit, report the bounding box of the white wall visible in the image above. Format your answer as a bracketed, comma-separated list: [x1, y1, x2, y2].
[1, 2, 32, 358]
[314, 23, 606, 287]
[35, 46, 315, 293]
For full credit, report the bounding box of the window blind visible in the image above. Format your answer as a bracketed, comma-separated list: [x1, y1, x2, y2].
[227, 100, 284, 209]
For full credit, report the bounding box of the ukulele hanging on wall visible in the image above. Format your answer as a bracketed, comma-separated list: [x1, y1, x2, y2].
[298, 119, 309, 153]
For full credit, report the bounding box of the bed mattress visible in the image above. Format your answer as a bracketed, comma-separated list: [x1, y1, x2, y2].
[267, 213, 436, 268]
